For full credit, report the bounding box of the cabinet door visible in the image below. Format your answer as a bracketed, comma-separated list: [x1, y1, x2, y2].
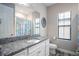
[28, 41, 46, 56]
[13, 49, 27, 56]
[39, 41, 46, 56]
[38, 45, 45, 56]
[29, 46, 45, 56]
[29, 48, 41, 56]
[45, 39, 49, 56]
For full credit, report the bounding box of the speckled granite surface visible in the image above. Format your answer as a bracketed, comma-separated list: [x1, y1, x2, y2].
[0, 35, 30, 45]
[0, 36, 47, 56]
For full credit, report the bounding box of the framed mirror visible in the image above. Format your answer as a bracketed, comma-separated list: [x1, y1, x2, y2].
[41, 17, 46, 28]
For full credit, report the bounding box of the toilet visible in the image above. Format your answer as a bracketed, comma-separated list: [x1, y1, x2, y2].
[49, 43, 57, 55]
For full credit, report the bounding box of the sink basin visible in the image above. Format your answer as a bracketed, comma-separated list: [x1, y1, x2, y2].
[26, 39, 40, 43]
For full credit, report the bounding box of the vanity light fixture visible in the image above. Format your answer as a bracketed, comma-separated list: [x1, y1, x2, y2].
[15, 12, 26, 19]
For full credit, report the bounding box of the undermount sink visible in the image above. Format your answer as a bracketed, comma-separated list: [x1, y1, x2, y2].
[26, 39, 40, 43]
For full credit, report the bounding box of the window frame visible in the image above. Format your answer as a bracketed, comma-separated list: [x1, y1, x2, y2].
[15, 17, 32, 36]
[33, 18, 40, 35]
[58, 11, 71, 40]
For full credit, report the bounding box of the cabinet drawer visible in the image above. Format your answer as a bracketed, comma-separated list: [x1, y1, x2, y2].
[13, 49, 27, 56]
[29, 48, 40, 56]
[28, 41, 45, 54]
[29, 45, 45, 56]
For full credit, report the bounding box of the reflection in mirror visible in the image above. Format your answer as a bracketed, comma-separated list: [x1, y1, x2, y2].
[0, 3, 40, 38]
[32, 11, 40, 36]
[15, 13, 32, 36]
[15, 4, 40, 37]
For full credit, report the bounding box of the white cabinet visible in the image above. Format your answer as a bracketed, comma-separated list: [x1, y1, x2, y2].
[13, 39, 49, 56]
[29, 47, 43, 56]
[13, 49, 28, 56]
[45, 39, 49, 56]
[28, 39, 49, 56]
[28, 41, 46, 56]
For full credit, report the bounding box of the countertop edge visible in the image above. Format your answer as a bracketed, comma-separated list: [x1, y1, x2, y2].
[5, 38, 48, 56]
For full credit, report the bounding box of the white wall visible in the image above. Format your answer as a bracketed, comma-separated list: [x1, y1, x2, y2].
[31, 3, 47, 37]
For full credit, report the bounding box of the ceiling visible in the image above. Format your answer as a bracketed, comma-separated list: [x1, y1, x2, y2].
[15, 3, 34, 15]
[43, 3, 55, 7]
[15, 3, 55, 15]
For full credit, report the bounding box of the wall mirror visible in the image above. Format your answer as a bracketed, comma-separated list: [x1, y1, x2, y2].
[0, 3, 40, 38]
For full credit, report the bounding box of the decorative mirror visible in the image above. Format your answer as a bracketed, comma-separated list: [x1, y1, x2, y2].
[41, 17, 46, 28]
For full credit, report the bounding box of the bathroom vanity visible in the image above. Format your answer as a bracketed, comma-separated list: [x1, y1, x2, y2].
[0, 4, 49, 56]
[14, 38, 49, 56]
[0, 37, 49, 56]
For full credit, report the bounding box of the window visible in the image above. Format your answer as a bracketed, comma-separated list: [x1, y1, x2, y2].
[15, 17, 32, 36]
[15, 12, 40, 36]
[58, 11, 71, 40]
[33, 18, 40, 35]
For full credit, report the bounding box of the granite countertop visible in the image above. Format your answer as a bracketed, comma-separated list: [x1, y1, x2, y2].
[0, 36, 47, 56]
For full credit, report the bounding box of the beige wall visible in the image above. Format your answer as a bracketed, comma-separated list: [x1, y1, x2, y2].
[47, 3, 78, 51]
